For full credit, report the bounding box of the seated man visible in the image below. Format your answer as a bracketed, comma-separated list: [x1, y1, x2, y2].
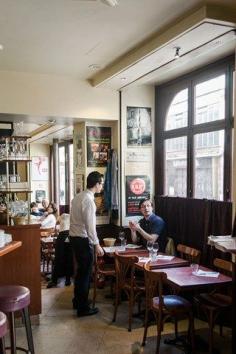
[128, 198, 167, 252]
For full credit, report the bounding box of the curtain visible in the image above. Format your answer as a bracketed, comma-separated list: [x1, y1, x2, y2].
[155, 196, 232, 263]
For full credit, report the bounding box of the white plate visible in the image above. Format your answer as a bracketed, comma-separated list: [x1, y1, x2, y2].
[125, 244, 142, 249]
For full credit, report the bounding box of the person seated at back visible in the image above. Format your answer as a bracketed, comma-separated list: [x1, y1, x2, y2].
[30, 202, 44, 217]
[128, 197, 167, 252]
[39, 198, 49, 214]
[40, 202, 57, 229]
[47, 213, 74, 288]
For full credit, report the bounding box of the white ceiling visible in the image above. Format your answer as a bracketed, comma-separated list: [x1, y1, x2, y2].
[0, 0, 235, 143]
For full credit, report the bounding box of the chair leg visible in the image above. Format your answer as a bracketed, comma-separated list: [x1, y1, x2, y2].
[156, 314, 162, 354]
[22, 307, 35, 354]
[142, 309, 149, 346]
[8, 312, 16, 354]
[112, 288, 120, 322]
[208, 310, 214, 354]
[0, 337, 6, 354]
[128, 291, 134, 332]
[188, 311, 195, 353]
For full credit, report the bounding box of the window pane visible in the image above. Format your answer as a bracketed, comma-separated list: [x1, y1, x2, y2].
[69, 143, 74, 202]
[194, 75, 225, 124]
[59, 146, 66, 205]
[194, 130, 224, 200]
[165, 89, 188, 130]
[164, 137, 187, 197]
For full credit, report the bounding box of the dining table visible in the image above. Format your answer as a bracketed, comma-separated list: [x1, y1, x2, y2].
[152, 265, 232, 293]
[207, 235, 235, 354]
[0, 241, 22, 257]
[102, 245, 189, 270]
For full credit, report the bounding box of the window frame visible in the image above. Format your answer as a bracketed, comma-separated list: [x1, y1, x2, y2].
[155, 55, 234, 201]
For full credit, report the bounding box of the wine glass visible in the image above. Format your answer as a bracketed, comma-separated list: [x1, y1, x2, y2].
[146, 241, 153, 258]
[119, 231, 126, 250]
[152, 242, 159, 260]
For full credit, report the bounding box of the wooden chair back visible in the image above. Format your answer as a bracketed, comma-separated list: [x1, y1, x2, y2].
[143, 262, 167, 311]
[177, 243, 201, 263]
[114, 252, 139, 289]
[213, 258, 232, 275]
[40, 227, 56, 238]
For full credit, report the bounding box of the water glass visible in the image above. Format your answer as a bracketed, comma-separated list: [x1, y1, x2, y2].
[152, 242, 159, 260]
[146, 241, 153, 258]
[190, 263, 199, 274]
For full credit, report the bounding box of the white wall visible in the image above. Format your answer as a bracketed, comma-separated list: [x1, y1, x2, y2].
[120, 84, 155, 226]
[0, 70, 119, 120]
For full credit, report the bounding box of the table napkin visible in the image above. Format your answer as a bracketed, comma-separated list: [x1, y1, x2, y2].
[193, 269, 219, 277]
[156, 255, 174, 260]
[138, 257, 150, 263]
[103, 246, 124, 253]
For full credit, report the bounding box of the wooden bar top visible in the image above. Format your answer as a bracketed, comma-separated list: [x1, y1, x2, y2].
[0, 241, 22, 257]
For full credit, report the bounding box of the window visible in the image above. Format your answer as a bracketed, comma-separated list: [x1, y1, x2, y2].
[155, 56, 234, 201]
[58, 141, 74, 211]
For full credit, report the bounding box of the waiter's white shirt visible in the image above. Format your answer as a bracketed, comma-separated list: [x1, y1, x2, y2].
[69, 189, 99, 245]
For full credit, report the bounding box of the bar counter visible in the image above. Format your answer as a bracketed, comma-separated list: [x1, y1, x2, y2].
[0, 241, 22, 257]
[0, 224, 41, 316]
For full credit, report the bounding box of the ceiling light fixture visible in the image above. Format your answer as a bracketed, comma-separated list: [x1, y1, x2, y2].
[89, 64, 101, 70]
[101, 0, 118, 7]
[0, 44, 4, 50]
[174, 46, 181, 59]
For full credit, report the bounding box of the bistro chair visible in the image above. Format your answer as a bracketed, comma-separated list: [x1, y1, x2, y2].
[177, 243, 201, 264]
[40, 227, 56, 238]
[112, 252, 145, 332]
[142, 262, 195, 354]
[194, 258, 232, 354]
[92, 253, 116, 308]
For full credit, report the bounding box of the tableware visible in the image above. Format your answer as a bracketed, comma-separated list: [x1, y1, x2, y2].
[103, 238, 116, 247]
[125, 244, 142, 249]
[146, 240, 153, 258]
[190, 263, 199, 274]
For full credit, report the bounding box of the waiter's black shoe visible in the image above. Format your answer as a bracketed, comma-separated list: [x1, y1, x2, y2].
[72, 298, 92, 309]
[77, 307, 99, 317]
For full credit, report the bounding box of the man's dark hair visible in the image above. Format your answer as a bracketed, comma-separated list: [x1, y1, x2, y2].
[30, 202, 37, 208]
[138, 197, 153, 209]
[87, 171, 104, 189]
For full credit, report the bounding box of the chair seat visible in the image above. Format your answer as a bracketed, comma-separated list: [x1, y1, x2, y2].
[196, 293, 232, 308]
[153, 294, 192, 312]
[0, 285, 30, 313]
[0, 311, 7, 338]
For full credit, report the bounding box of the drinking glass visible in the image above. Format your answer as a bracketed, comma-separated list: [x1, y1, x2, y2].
[190, 263, 199, 274]
[119, 231, 126, 251]
[152, 242, 159, 260]
[146, 241, 153, 258]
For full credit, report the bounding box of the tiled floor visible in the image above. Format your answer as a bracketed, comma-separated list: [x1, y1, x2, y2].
[6, 280, 232, 354]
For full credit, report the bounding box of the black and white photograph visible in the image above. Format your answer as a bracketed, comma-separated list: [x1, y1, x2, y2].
[127, 106, 152, 146]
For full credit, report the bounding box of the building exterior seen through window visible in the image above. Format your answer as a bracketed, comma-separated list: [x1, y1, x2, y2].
[158, 58, 234, 202]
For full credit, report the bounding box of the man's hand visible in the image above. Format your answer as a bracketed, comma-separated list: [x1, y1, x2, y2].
[95, 244, 104, 257]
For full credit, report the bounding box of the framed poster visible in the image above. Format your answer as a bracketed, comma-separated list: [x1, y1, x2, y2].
[32, 156, 49, 181]
[87, 126, 111, 167]
[126, 175, 150, 216]
[127, 106, 152, 146]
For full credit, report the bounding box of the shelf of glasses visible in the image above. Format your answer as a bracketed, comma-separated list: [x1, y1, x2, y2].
[0, 158, 31, 162]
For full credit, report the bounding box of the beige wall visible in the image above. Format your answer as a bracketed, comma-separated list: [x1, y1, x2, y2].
[0, 70, 119, 120]
[30, 143, 51, 203]
[121, 84, 155, 226]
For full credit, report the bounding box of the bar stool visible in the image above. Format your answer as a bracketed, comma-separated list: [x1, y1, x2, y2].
[0, 286, 35, 354]
[0, 311, 7, 354]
